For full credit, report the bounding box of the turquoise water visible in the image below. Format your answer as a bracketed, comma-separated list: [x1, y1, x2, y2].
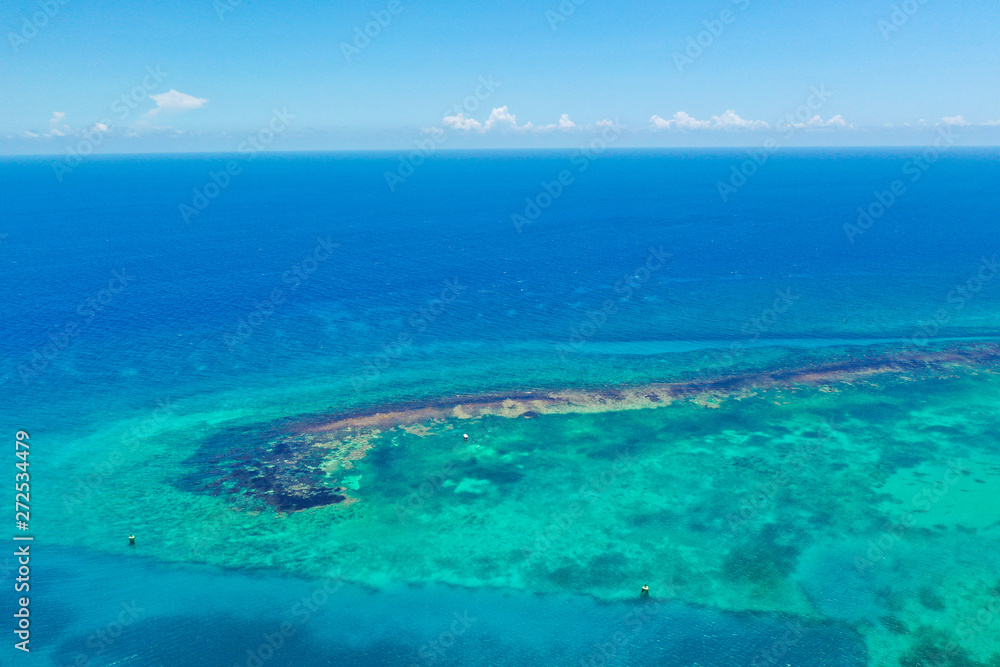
[2, 150, 1000, 665]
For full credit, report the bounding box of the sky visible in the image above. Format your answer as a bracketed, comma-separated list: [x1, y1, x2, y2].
[1, 0, 998, 153]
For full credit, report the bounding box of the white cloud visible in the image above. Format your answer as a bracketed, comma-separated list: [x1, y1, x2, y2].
[674, 112, 709, 128]
[595, 119, 615, 128]
[711, 109, 769, 129]
[650, 111, 711, 129]
[523, 114, 579, 133]
[20, 112, 71, 139]
[46, 111, 70, 136]
[651, 110, 852, 131]
[441, 107, 581, 133]
[442, 112, 482, 131]
[938, 114, 1000, 126]
[650, 110, 767, 130]
[784, 114, 847, 129]
[147, 89, 208, 116]
[482, 106, 518, 131]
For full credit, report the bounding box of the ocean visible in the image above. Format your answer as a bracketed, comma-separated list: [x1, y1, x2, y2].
[1, 148, 999, 666]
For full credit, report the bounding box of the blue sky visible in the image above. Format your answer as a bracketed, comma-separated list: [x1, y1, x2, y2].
[2, 0, 998, 153]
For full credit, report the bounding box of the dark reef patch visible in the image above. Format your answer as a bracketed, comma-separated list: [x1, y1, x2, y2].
[172, 423, 351, 513]
[917, 586, 946, 611]
[458, 462, 525, 485]
[898, 626, 996, 667]
[722, 524, 801, 586]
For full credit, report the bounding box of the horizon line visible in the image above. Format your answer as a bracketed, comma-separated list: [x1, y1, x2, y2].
[2, 145, 999, 160]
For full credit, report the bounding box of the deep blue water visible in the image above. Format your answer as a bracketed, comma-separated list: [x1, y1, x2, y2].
[2, 149, 998, 665]
[5, 546, 865, 667]
[4, 150, 1000, 427]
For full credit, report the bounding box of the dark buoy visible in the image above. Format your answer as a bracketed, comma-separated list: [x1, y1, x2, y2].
[128, 533, 135, 546]
[640, 584, 649, 598]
